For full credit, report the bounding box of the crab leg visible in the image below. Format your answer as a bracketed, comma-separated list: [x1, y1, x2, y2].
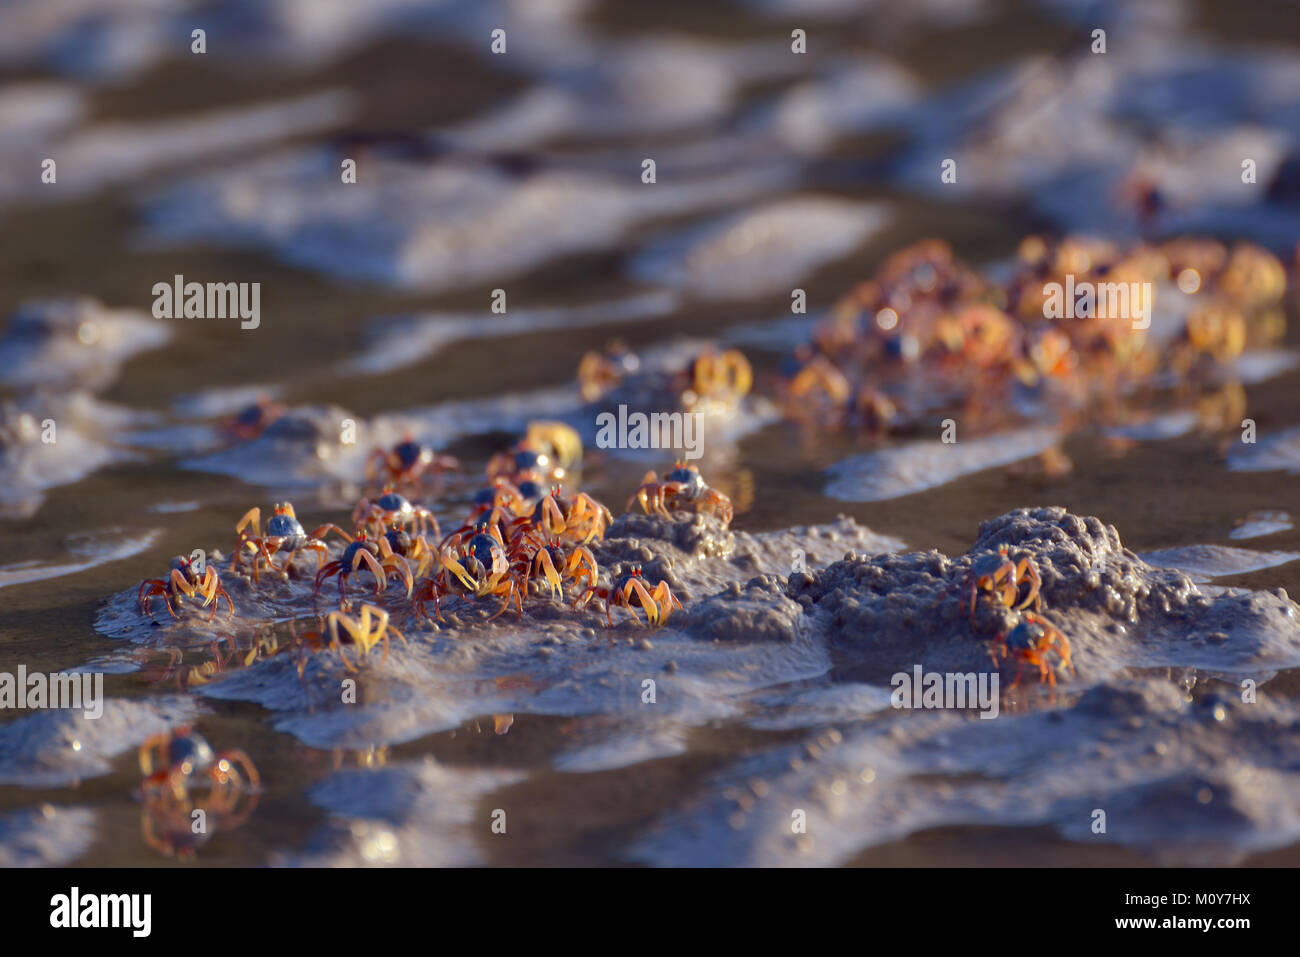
[650, 582, 683, 623]
[310, 523, 353, 544]
[1014, 559, 1041, 610]
[487, 580, 524, 622]
[391, 558, 414, 598]
[235, 507, 261, 539]
[299, 540, 330, 574]
[350, 548, 388, 595]
[537, 496, 567, 537]
[571, 548, 599, 591]
[415, 580, 447, 623]
[534, 550, 564, 601]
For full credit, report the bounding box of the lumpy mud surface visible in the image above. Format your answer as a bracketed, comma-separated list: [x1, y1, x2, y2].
[66, 507, 1300, 866]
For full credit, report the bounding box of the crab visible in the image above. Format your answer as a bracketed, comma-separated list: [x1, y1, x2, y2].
[1218, 242, 1287, 307]
[529, 486, 615, 543]
[441, 507, 516, 555]
[295, 603, 407, 675]
[313, 529, 414, 603]
[1013, 328, 1078, 386]
[487, 422, 584, 486]
[232, 502, 350, 581]
[352, 486, 440, 539]
[488, 444, 553, 484]
[682, 348, 752, 409]
[847, 385, 898, 435]
[990, 612, 1074, 688]
[961, 545, 1042, 620]
[510, 471, 547, 509]
[138, 556, 234, 622]
[377, 523, 461, 584]
[630, 462, 734, 524]
[876, 239, 972, 296]
[468, 477, 527, 519]
[415, 532, 524, 623]
[523, 539, 600, 603]
[1178, 305, 1247, 366]
[580, 564, 682, 627]
[138, 726, 259, 803]
[366, 435, 458, 488]
[786, 354, 852, 408]
[577, 340, 639, 402]
[526, 421, 584, 470]
[816, 240, 986, 347]
[137, 731, 259, 858]
[934, 304, 1020, 368]
[220, 395, 286, 442]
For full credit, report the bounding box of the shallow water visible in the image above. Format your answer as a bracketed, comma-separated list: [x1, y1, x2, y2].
[2, 0, 1300, 867]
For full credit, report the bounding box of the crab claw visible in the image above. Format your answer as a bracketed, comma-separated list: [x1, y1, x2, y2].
[441, 551, 479, 592]
[628, 578, 661, 625]
[352, 548, 388, 595]
[535, 549, 564, 601]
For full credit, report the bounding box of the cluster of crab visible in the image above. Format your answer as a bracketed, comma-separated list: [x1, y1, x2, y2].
[784, 236, 1288, 435]
[137, 427, 738, 672]
[961, 545, 1074, 689]
[136, 726, 259, 859]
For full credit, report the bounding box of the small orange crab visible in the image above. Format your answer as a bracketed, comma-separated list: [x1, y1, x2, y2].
[366, 435, 458, 488]
[467, 477, 528, 518]
[415, 533, 524, 623]
[313, 529, 413, 603]
[295, 603, 407, 676]
[233, 502, 350, 582]
[1014, 328, 1078, 386]
[961, 545, 1041, 620]
[786, 353, 852, 408]
[406, 538, 481, 623]
[1218, 242, 1286, 307]
[933, 304, 1019, 368]
[681, 348, 752, 409]
[525, 539, 600, 603]
[529, 486, 614, 543]
[138, 726, 259, 802]
[487, 422, 584, 485]
[577, 340, 639, 402]
[630, 462, 733, 524]
[441, 503, 520, 555]
[352, 486, 440, 539]
[1178, 305, 1247, 366]
[990, 612, 1074, 688]
[220, 395, 286, 442]
[580, 564, 682, 627]
[139, 556, 234, 622]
